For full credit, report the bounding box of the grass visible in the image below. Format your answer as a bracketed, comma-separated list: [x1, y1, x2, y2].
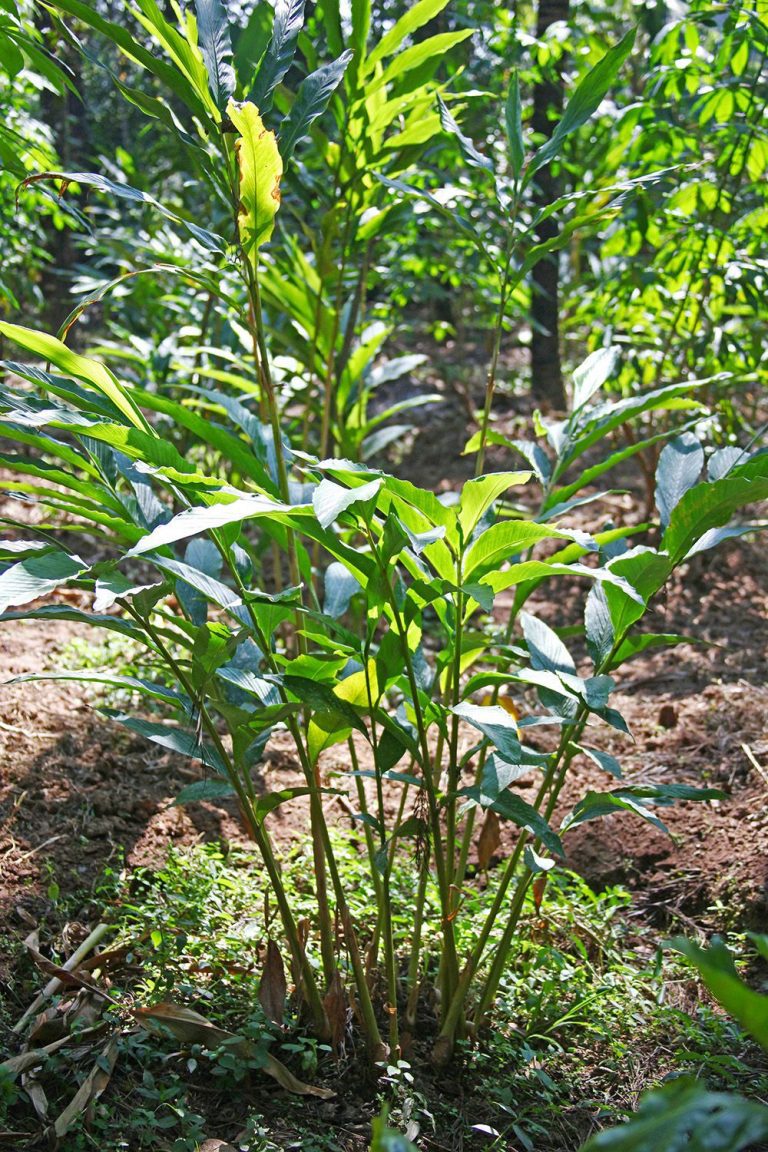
[3, 834, 765, 1151]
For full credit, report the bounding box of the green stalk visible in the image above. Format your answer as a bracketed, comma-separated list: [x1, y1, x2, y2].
[475, 214, 518, 476]
[365, 528, 460, 1012]
[404, 852, 430, 1030]
[431, 714, 578, 1064]
[471, 718, 588, 1028]
[126, 605, 330, 1038]
[364, 657, 400, 1059]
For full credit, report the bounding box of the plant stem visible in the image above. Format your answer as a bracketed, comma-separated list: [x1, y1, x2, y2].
[127, 604, 330, 1037]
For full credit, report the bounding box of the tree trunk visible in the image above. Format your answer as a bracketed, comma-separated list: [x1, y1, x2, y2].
[530, 0, 570, 410]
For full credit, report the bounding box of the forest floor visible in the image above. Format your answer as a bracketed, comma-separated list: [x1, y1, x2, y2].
[1, 371, 767, 1150]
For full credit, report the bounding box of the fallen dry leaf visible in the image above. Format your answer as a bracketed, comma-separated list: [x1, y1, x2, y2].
[49, 1036, 119, 1140]
[135, 1002, 334, 1098]
[0, 1036, 71, 1079]
[21, 1067, 48, 1123]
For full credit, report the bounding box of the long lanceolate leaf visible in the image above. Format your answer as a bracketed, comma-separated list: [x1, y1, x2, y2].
[526, 28, 637, 180]
[279, 52, 353, 161]
[249, 0, 304, 111]
[0, 550, 88, 614]
[364, 0, 451, 72]
[128, 494, 303, 556]
[19, 171, 225, 254]
[49, 0, 212, 121]
[196, 0, 235, 111]
[0, 323, 149, 432]
[437, 95, 494, 172]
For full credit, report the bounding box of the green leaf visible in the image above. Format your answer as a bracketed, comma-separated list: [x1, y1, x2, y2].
[555, 382, 703, 477]
[585, 584, 614, 667]
[147, 556, 243, 617]
[580, 1077, 768, 1152]
[374, 30, 473, 93]
[174, 779, 236, 805]
[196, 0, 235, 110]
[663, 468, 768, 565]
[93, 572, 165, 612]
[576, 745, 622, 779]
[133, 0, 216, 116]
[610, 633, 697, 668]
[0, 605, 152, 645]
[279, 52, 353, 160]
[458, 471, 531, 539]
[655, 433, 705, 530]
[350, 0, 370, 60]
[323, 561, 361, 618]
[312, 477, 383, 529]
[505, 70, 524, 181]
[249, 0, 304, 110]
[228, 99, 283, 268]
[365, 0, 450, 71]
[0, 323, 149, 433]
[571, 347, 619, 412]
[562, 785, 723, 836]
[464, 521, 592, 582]
[49, 0, 210, 119]
[101, 709, 228, 774]
[528, 28, 636, 178]
[521, 611, 576, 675]
[599, 547, 672, 641]
[437, 95, 494, 172]
[128, 493, 301, 556]
[462, 780, 562, 857]
[282, 675, 367, 735]
[451, 701, 547, 766]
[9, 671, 186, 709]
[0, 550, 87, 613]
[669, 937, 768, 1051]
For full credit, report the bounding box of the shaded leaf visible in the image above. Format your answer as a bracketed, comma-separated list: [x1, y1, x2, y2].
[580, 1077, 768, 1152]
[280, 53, 352, 160]
[197, 0, 235, 110]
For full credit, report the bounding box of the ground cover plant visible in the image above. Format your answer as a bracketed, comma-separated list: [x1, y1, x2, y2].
[0, 0, 767, 1147]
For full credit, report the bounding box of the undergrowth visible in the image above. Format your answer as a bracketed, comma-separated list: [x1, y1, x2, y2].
[4, 838, 756, 1152]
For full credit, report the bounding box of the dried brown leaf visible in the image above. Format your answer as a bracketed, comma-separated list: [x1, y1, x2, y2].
[25, 947, 119, 1008]
[258, 940, 287, 1026]
[28, 1007, 63, 1046]
[0, 1036, 71, 1079]
[50, 1036, 119, 1140]
[21, 1068, 48, 1122]
[322, 969, 347, 1056]
[477, 809, 501, 870]
[134, 1003, 335, 1098]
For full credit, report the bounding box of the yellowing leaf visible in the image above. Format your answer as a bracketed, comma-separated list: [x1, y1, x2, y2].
[228, 99, 283, 270]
